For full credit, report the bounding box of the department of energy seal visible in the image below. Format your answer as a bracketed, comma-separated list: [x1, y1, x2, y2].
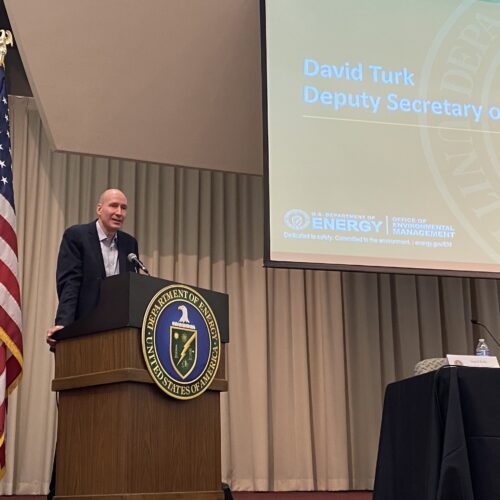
[419, 2, 500, 261]
[141, 284, 221, 400]
[284, 209, 310, 230]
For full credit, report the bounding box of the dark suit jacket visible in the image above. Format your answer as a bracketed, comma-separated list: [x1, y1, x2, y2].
[55, 220, 139, 326]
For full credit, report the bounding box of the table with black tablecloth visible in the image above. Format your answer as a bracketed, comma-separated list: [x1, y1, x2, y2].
[373, 367, 500, 500]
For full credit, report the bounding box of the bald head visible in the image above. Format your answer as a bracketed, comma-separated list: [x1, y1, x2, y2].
[96, 189, 128, 236]
[98, 188, 127, 205]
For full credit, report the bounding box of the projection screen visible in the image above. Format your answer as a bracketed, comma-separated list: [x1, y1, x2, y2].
[262, 0, 500, 277]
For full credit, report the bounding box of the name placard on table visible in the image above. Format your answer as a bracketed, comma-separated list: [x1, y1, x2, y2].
[447, 354, 499, 368]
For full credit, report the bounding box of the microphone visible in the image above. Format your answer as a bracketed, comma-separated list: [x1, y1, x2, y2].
[471, 318, 500, 349]
[127, 253, 150, 275]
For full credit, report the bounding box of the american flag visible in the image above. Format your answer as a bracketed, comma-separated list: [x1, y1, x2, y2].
[0, 63, 23, 479]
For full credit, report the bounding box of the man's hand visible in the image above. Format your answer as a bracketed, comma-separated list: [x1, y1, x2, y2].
[47, 325, 64, 348]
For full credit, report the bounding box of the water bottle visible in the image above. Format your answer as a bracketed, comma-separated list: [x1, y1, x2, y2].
[475, 338, 491, 356]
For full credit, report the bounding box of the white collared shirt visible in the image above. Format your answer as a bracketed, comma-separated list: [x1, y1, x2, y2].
[96, 221, 119, 276]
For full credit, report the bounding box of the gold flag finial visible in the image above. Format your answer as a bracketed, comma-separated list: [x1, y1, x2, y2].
[0, 30, 14, 67]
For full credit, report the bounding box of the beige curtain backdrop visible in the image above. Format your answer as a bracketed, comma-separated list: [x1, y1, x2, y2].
[1, 96, 500, 493]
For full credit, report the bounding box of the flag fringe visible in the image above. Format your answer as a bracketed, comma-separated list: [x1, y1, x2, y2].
[0, 326, 23, 371]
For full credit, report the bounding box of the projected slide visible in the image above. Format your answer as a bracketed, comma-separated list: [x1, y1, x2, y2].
[263, 0, 500, 275]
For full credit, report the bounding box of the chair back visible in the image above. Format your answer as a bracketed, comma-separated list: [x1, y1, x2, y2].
[414, 357, 448, 375]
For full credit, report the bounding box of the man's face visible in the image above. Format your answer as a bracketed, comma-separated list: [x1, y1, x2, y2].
[96, 189, 128, 235]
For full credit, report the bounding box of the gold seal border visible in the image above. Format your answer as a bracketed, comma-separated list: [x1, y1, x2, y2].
[141, 284, 221, 400]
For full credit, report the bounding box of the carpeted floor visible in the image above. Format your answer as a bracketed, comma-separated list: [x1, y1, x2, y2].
[0, 491, 373, 499]
[233, 493, 372, 499]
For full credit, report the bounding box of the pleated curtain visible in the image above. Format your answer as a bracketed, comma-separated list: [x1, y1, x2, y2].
[1, 96, 499, 493]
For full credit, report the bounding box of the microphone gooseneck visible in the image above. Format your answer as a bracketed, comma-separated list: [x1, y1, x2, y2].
[127, 253, 150, 275]
[471, 318, 500, 349]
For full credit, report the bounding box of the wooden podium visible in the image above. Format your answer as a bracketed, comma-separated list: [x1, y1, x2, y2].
[52, 273, 229, 500]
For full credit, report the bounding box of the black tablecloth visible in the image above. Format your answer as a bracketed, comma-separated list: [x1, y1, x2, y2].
[373, 367, 500, 500]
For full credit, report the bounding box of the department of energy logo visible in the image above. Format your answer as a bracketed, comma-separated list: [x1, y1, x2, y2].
[142, 284, 221, 400]
[284, 209, 310, 230]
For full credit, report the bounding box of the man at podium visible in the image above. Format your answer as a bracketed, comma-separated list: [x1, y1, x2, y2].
[46, 188, 139, 348]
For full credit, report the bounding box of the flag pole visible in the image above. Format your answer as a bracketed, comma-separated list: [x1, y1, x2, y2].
[0, 30, 14, 67]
